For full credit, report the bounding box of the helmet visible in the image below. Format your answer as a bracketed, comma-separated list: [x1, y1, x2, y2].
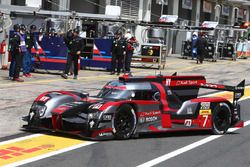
[30, 25, 37, 31]
[13, 24, 20, 32]
[20, 24, 26, 31]
[73, 28, 80, 34]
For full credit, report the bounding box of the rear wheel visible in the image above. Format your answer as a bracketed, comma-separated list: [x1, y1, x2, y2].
[112, 104, 137, 139]
[212, 103, 231, 135]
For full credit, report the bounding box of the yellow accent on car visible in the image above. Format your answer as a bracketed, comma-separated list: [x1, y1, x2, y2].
[199, 109, 212, 115]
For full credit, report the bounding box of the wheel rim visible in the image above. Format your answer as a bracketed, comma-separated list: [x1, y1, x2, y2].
[214, 110, 229, 131]
[114, 110, 134, 135]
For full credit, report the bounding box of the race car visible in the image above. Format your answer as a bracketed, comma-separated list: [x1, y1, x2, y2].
[23, 73, 245, 140]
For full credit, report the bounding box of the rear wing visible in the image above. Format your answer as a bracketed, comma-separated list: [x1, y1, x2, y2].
[201, 80, 245, 102]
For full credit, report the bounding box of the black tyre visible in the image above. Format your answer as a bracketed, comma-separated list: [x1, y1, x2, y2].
[112, 104, 137, 139]
[212, 103, 231, 135]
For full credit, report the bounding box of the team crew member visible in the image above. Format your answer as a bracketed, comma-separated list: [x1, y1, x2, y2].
[23, 25, 38, 77]
[64, 29, 74, 75]
[110, 32, 127, 75]
[8, 24, 19, 80]
[9, 24, 24, 82]
[61, 28, 84, 79]
[196, 33, 208, 64]
[191, 32, 198, 59]
[125, 34, 137, 75]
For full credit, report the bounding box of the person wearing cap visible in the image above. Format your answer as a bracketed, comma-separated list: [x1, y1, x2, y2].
[9, 24, 20, 81]
[22, 24, 37, 77]
[9, 24, 25, 82]
[61, 28, 84, 79]
[110, 31, 127, 75]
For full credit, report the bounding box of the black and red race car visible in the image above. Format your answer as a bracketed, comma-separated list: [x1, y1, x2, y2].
[23, 73, 245, 140]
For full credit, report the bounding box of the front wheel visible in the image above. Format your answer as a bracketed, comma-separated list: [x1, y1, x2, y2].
[212, 103, 231, 135]
[112, 104, 137, 139]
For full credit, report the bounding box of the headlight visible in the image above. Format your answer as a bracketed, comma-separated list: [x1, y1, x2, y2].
[88, 112, 100, 129]
[30, 102, 47, 117]
[38, 106, 47, 117]
[88, 112, 99, 120]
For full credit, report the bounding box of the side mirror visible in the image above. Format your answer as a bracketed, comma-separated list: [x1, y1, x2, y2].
[81, 91, 89, 98]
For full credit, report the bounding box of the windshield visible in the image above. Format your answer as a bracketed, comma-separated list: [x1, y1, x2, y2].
[97, 81, 132, 100]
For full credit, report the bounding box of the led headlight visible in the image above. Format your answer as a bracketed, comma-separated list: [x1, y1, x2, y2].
[88, 112, 99, 120]
[38, 105, 47, 117]
[88, 112, 100, 129]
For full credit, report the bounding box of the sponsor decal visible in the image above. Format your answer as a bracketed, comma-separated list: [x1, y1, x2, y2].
[102, 114, 112, 121]
[201, 83, 224, 89]
[138, 110, 161, 117]
[139, 116, 158, 123]
[176, 80, 198, 86]
[90, 103, 103, 110]
[104, 85, 126, 90]
[39, 96, 50, 102]
[165, 79, 171, 86]
[139, 117, 146, 123]
[98, 132, 112, 137]
[184, 119, 192, 127]
[145, 116, 158, 122]
[0, 145, 54, 160]
[199, 109, 211, 115]
[200, 102, 210, 110]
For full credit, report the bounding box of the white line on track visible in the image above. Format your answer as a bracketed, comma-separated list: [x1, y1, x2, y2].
[0, 134, 43, 146]
[137, 119, 250, 167]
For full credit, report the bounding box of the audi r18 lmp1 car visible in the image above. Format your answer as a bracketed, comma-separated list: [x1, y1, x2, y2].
[23, 73, 245, 140]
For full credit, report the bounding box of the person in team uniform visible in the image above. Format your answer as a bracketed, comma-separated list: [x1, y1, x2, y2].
[124, 29, 137, 75]
[61, 28, 84, 79]
[8, 24, 20, 80]
[196, 33, 208, 64]
[110, 31, 127, 75]
[9, 24, 25, 82]
[23, 24, 38, 77]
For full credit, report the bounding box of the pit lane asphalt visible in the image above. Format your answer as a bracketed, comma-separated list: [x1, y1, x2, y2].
[1, 55, 250, 166]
